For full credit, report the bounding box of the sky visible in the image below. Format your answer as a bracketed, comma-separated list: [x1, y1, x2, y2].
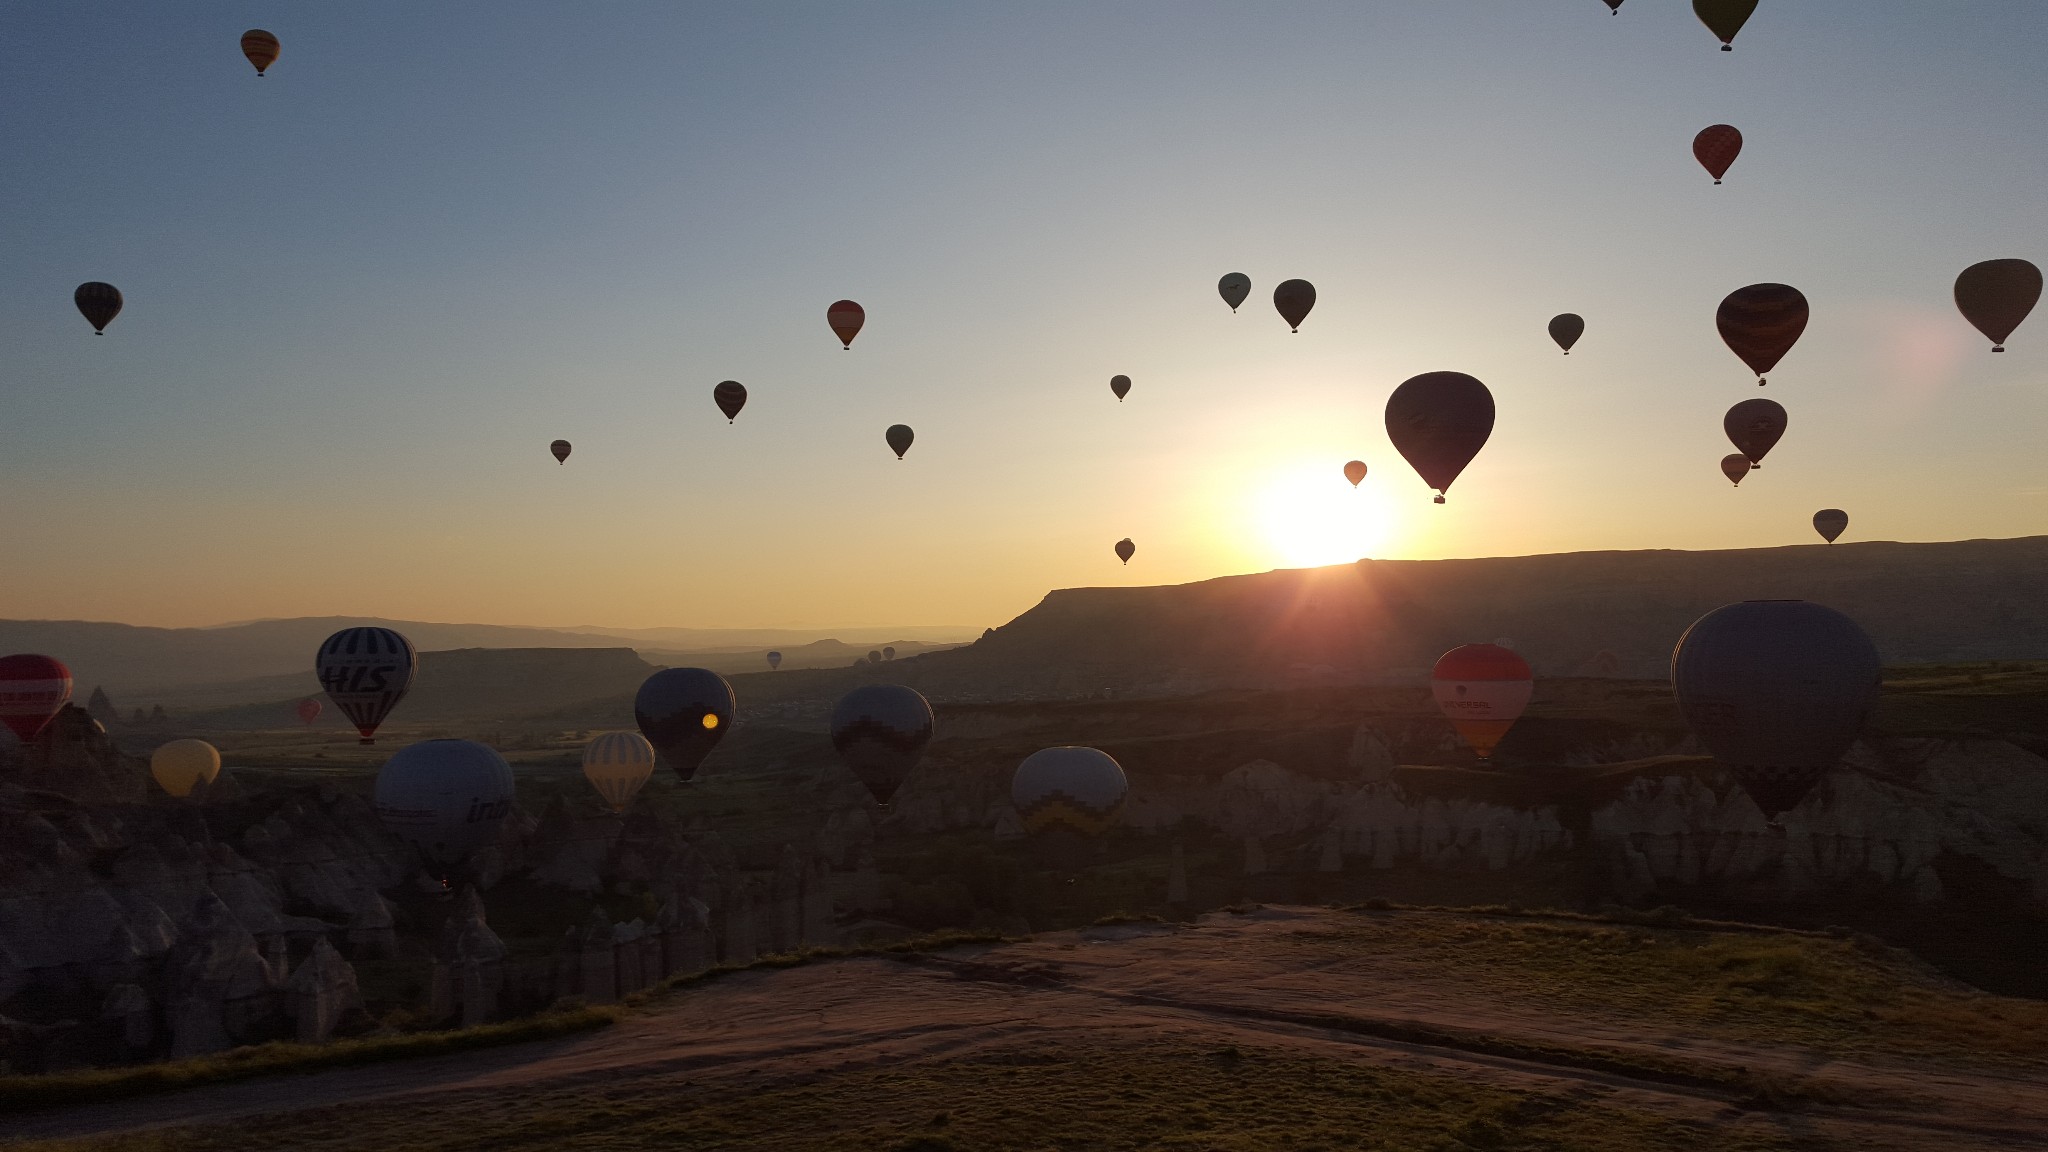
[4, 2, 2046, 632]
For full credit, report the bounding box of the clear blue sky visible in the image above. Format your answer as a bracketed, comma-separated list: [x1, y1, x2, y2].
[3, 2, 2045, 629]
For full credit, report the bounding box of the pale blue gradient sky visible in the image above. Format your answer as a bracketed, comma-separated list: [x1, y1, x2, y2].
[3, 2, 2045, 629]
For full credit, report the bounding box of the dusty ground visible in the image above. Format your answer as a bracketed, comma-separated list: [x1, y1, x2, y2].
[6, 906, 2047, 1151]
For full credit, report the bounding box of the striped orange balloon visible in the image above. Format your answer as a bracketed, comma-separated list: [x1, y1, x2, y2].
[241, 29, 280, 76]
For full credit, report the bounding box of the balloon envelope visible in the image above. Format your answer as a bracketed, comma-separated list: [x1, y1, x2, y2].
[316, 628, 416, 744]
[1110, 374, 1131, 401]
[883, 646, 896, 660]
[831, 684, 934, 805]
[1115, 538, 1135, 565]
[1343, 460, 1368, 487]
[295, 698, 322, 726]
[1012, 747, 1128, 837]
[1693, 124, 1743, 183]
[1720, 453, 1752, 486]
[766, 650, 782, 670]
[1385, 371, 1495, 502]
[1671, 600, 1880, 819]
[151, 739, 220, 798]
[374, 739, 515, 870]
[1717, 284, 1807, 383]
[714, 381, 747, 423]
[1694, 0, 1757, 48]
[633, 668, 734, 781]
[241, 29, 280, 74]
[1218, 273, 1251, 312]
[1724, 398, 1787, 465]
[1954, 259, 2042, 351]
[0, 654, 73, 743]
[582, 731, 656, 812]
[885, 424, 914, 459]
[1431, 644, 1533, 760]
[1273, 279, 1316, 332]
[74, 282, 122, 333]
[1813, 508, 1848, 543]
[1548, 313, 1584, 353]
[827, 299, 865, 348]
[550, 439, 571, 464]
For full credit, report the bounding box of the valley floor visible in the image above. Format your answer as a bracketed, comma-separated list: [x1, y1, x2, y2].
[5, 907, 2046, 1151]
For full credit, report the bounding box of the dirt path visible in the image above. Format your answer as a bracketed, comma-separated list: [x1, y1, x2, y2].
[6, 907, 2046, 1149]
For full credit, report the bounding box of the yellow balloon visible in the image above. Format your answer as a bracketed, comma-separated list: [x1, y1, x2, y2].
[581, 731, 656, 812]
[151, 739, 220, 798]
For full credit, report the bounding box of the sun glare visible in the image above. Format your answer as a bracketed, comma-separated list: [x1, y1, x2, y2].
[1253, 462, 1400, 568]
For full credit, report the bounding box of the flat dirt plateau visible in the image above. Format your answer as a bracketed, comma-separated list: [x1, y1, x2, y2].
[9, 906, 2048, 1152]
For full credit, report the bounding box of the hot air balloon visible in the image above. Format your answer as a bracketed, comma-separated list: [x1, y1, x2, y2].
[550, 439, 571, 464]
[1012, 747, 1128, 836]
[766, 650, 783, 670]
[74, 282, 122, 334]
[582, 731, 656, 812]
[241, 29, 280, 75]
[883, 646, 896, 661]
[1385, 371, 1494, 504]
[1813, 508, 1848, 543]
[1548, 314, 1584, 354]
[830, 684, 934, 805]
[295, 698, 322, 726]
[1724, 398, 1786, 467]
[1720, 453, 1752, 486]
[151, 739, 220, 798]
[1110, 375, 1131, 402]
[1694, 0, 1757, 50]
[1672, 600, 1880, 821]
[1218, 273, 1251, 312]
[315, 628, 416, 745]
[1954, 259, 2042, 352]
[1115, 538, 1135, 565]
[373, 739, 515, 871]
[713, 381, 747, 423]
[1273, 279, 1316, 332]
[1717, 283, 1807, 385]
[1431, 644, 1533, 762]
[886, 424, 914, 459]
[1603, 0, 1624, 11]
[867, 650, 882, 664]
[0, 655, 73, 744]
[1343, 460, 1368, 487]
[1693, 125, 1743, 184]
[632, 668, 733, 782]
[827, 300, 865, 349]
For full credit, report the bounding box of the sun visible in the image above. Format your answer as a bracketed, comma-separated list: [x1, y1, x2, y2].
[1253, 461, 1400, 568]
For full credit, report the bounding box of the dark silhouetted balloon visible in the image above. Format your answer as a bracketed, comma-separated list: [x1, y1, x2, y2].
[374, 739, 515, 870]
[1385, 371, 1494, 504]
[1717, 283, 1807, 384]
[1273, 279, 1316, 332]
[1724, 398, 1786, 467]
[883, 646, 896, 660]
[831, 684, 934, 805]
[714, 381, 747, 423]
[1343, 460, 1368, 487]
[1671, 600, 1880, 820]
[1603, 0, 1624, 11]
[633, 668, 734, 782]
[1954, 259, 2042, 352]
[1694, 0, 1758, 50]
[867, 650, 881, 664]
[550, 439, 571, 464]
[766, 650, 782, 670]
[0, 654, 72, 744]
[1548, 313, 1584, 354]
[1693, 124, 1743, 183]
[1218, 273, 1250, 312]
[1720, 453, 1752, 486]
[827, 299, 865, 349]
[1110, 374, 1130, 402]
[1115, 538, 1135, 565]
[1013, 747, 1128, 836]
[886, 424, 914, 459]
[315, 628, 416, 745]
[1813, 508, 1848, 543]
[296, 698, 322, 726]
[1430, 644, 1533, 761]
[75, 282, 122, 334]
[241, 29, 280, 75]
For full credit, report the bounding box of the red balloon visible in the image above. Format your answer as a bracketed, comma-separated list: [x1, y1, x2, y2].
[1693, 125, 1743, 184]
[828, 300, 865, 349]
[0, 654, 73, 743]
[296, 698, 322, 726]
